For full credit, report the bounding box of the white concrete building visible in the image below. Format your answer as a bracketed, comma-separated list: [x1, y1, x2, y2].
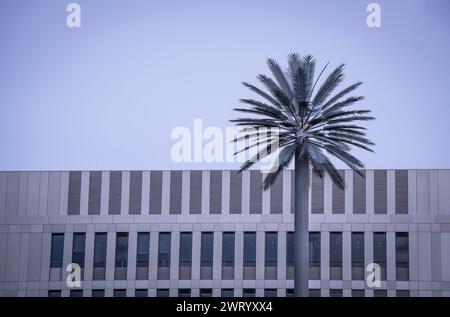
[1, 169, 450, 297]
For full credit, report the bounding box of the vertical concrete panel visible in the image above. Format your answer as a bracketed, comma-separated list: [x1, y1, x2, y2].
[127, 231, 137, 280]
[0, 173, 7, 221]
[59, 172, 69, 215]
[38, 172, 49, 216]
[170, 231, 180, 280]
[84, 232, 95, 281]
[418, 232, 432, 282]
[262, 182, 270, 215]
[235, 231, 244, 280]
[441, 233, 450, 281]
[429, 170, 439, 215]
[431, 232, 441, 282]
[105, 232, 115, 281]
[79, 171, 89, 216]
[277, 231, 286, 280]
[120, 171, 130, 215]
[47, 172, 61, 215]
[321, 231, 330, 280]
[0, 233, 6, 281]
[408, 170, 417, 215]
[324, 174, 332, 215]
[18, 172, 28, 216]
[409, 232, 419, 282]
[342, 231, 351, 280]
[62, 233, 73, 282]
[100, 172, 110, 215]
[149, 231, 158, 280]
[27, 233, 42, 282]
[386, 232, 396, 281]
[364, 231, 373, 273]
[26, 172, 40, 216]
[18, 233, 30, 282]
[438, 170, 450, 214]
[255, 231, 264, 279]
[416, 170, 430, 215]
[191, 231, 200, 280]
[40, 233, 51, 282]
[213, 230, 222, 280]
[6, 233, 21, 281]
[6, 172, 20, 216]
[282, 171, 291, 215]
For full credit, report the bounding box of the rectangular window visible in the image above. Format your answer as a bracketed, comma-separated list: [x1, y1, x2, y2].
[149, 171, 162, 214]
[201, 232, 214, 280]
[169, 171, 182, 214]
[243, 289, 255, 297]
[136, 232, 150, 267]
[48, 290, 61, 297]
[72, 233, 86, 268]
[200, 289, 212, 297]
[396, 232, 409, 281]
[265, 232, 277, 280]
[113, 289, 126, 297]
[179, 232, 192, 280]
[374, 170, 387, 214]
[352, 289, 365, 297]
[286, 289, 294, 297]
[309, 289, 321, 297]
[70, 289, 83, 297]
[330, 232, 343, 280]
[94, 233, 107, 268]
[329, 289, 343, 297]
[115, 233, 128, 268]
[249, 171, 262, 214]
[264, 289, 277, 297]
[373, 232, 387, 280]
[222, 232, 235, 279]
[309, 232, 321, 280]
[50, 233, 64, 268]
[243, 232, 256, 279]
[158, 232, 171, 279]
[135, 289, 148, 297]
[129, 171, 142, 215]
[353, 171, 366, 214]
[332, 171, 345, 214]
[311, 174, 324, 214]
[189, 171, 202, 214]
[178, 289, 191, 297]
[270, 174, 283, 214]
[229, 171, 242, 214]
[286, 232, 294, 279]
[351, 232, 364, 280]
[88, 171, 102, 215]
[108, 171, 122, 215]
[67, 171, 81, 215]
[92, 289, 105, 297]
[374, 289, 387, 297]
[396, 290, 410, 297]
[395, 170, 408, 214]
[221, 289, 234, 297]
[209, 171, 222, 214]
[156, 289, 170, 297]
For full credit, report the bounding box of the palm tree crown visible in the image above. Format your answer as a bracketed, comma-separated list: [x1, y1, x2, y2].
[231, 53, 375, 190]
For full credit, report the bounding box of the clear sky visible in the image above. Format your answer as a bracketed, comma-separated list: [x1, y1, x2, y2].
[0, 0, 449, 171]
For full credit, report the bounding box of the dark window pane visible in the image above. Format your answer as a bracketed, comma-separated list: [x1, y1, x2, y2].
[94, 233, 107, 268]
[396, 232, 409, 281]
[200, 289, 212, 297]
[229, 171, 242, 214]
[352, 289, 365, 297]
[221, 289, 234, 297]
[92, 289, 105, 297]
[332, 171, 345, 214]
[374, 170, 387, 214]
[136, 233, 150, 267]
[178, 289, 191, 297]
[158, 233, 171, 267]
[249, 171, 262, 214]
[286, 232, 295, 266]
[330, 289, 343, 297]
[189, 171, 202, 214]
[88, 171, 102, 215]
[169, 171, 182, 214]
[115, 233, 128, 268]
[311, 174, 324, 214]
[286, 289, 294, 297]
[222, 232, 235, 266]
[374, 289, 387, 297]
[201, 232, 214, 267]
[108, 171, 122, 215]
[309, 232, 320, 267]
[72, 233, 86, 268]
[156, 289, 170, 297]
[48, 290, 61, 297]
[113, 289, 126, 297]
[330, 232, 342, 280]
[243, 289, 255, 297]
[179, 232, 192, 267]
[351, 232, 365, 280]
[264, 289, 277, 297]
[270, 174, 283, 214]
[68, 171, 81, 215]
[373, 232, 386, 280]
[309, 289, 321, 297]
[135, 289, 148, 297]
[129, 171, 142, 215]
[243, 232, 256, 267]
[149, 171, 162, 214]
[353, 171, 366, 214]
[70, 289, 83, 297]
[50, 234, 64, 268]
[396, 290, 409, 297]
[209, 171, 222, 214]
[395, 170, 408, 214]
[265, 232, 277, 267]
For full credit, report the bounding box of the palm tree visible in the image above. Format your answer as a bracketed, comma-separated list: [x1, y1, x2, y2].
[231, 53, 375, 297]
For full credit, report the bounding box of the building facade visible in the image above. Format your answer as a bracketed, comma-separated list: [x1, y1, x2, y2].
[1, 169, 450, 297]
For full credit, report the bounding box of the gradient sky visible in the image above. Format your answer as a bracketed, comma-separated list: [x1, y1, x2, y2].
[0, 0, 449, 171]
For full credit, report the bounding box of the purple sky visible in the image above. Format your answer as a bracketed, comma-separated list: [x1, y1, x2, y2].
[1, 0, 449, 171]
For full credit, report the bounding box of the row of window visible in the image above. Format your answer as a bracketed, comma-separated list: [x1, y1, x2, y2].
[48, 288, 410, 297]
[50, 231, 410, 281]
[67, 170, 409, 216]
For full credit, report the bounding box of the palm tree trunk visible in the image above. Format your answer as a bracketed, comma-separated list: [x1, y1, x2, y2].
[294, 156, 310, 297]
